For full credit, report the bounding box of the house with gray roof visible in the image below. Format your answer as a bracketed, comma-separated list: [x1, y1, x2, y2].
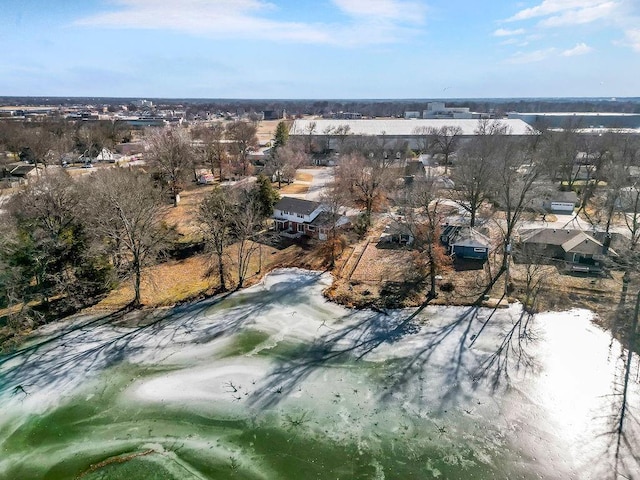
[272, 196, 324, 239]
[518, 228, 616, 273]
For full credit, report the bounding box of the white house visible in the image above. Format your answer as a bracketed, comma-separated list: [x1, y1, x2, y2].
[273, 196, 326, 238]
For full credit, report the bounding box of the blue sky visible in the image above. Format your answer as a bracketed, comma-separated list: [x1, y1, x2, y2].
[2, 0, 639, 99]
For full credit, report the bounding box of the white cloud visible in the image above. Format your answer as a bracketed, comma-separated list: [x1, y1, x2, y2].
[507, 0, 610, 22]
[74, 0, 427, 46]
[507, 48, 556, 64]
[503, 0, 640, 54]
[562, 42, 593, 56]
[624, 29, 640, 51]
[493, 28, 525, 37]
[332, 0, 426, 24]
[540, 2, 617, 27]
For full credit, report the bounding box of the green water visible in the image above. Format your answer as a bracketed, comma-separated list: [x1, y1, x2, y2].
[1, 270, 637, 479]
[0, 356, 519, 480]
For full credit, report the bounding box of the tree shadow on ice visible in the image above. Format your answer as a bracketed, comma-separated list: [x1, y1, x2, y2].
[248, 293, 540, 410]
[376, 304, 539, 411]
[592, 298, 640, 480]
[0, 291, 250, 398]
[246, 305, 425, 409]
[0, 271, 327, 399]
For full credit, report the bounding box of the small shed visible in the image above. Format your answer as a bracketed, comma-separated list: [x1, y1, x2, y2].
[543, 191, 579, 214]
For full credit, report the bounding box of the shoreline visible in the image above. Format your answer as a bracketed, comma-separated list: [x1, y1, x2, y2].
[1, 263, 617, 355]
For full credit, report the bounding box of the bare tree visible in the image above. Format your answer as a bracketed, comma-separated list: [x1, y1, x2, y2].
[540, 128, 583, 189]
[489, 135, 543, 290]
[333, 124, 352, 152]
[414, 125, 463, 175]
[74, 123, 106, 160]
[304, 121, 317, 154]
[335, 150, 395, 227]
[322, 125, 335, 153]
[84, 168, 168, 308]
[397, 176, 452, 298]
[199, 186, 234, 291]
[227, 120, 258, 177]
[5, 171, 85, 305]
[147, 127, 193, 206]
[231, 188, 262, 289]
[319, 182, 348, 268]
[267, 139, 308, 189]
[193, 123, 229, 181]
[449, 147, 494, 227]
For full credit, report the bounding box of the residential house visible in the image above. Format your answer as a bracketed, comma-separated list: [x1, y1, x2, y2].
[518, 228, 615, 273]
[94, 148, 117, 162]
[1, 162, 42, 185]
[272, 197, 325, 238]
[115, 142, 145, 155]
[379, 223, 414, 246]
[441, 225, 491, 261]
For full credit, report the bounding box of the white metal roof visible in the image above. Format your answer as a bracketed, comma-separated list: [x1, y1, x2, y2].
[289, 118, 534, 137]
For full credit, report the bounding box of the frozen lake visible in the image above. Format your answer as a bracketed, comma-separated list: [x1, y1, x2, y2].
[0, 268, 638, 479]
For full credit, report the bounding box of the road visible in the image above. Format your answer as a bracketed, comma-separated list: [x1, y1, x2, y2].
[518, 212, 632, 238]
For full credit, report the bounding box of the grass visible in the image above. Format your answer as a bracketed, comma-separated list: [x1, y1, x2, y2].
[90, 237, 327, 311]
[295, 172, 314, 183]
[163, 185, 215, 239]
[93, 255, 216, 309]
[279, 183, 309, 195]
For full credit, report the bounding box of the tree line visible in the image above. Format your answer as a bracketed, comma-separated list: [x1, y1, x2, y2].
[0, 167, 279, 328]
[331, 120, 640, 305]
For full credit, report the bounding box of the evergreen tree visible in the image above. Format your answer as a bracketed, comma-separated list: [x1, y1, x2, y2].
[253, 174, 280, 218]
[273, 120, 289, 149]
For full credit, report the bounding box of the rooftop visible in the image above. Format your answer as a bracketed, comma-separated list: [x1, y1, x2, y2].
[290, 119, 534, 137]
[274, 196, 322, 216]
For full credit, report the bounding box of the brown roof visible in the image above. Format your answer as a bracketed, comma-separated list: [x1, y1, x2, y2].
[521, 228, 582, 246]
[561, 232, 604, 255]
[521, 228, 617, 256]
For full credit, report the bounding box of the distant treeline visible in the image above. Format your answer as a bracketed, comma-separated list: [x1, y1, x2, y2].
[2, 97, 640, 117]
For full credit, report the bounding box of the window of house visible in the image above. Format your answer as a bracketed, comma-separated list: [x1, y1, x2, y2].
[474, 247, 486, 253]
[308, 225, 315, 231]
[297, 213, 304, 218]
[297, 224, 304, 232]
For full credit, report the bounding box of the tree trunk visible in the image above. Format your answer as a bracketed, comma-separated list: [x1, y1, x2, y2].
[428, 243, 437, 299]
[132, 261, 142, 308]
[217, 253, 226, 291]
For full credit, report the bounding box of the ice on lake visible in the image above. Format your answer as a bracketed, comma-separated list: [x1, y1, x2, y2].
[1, 268, 638, 479]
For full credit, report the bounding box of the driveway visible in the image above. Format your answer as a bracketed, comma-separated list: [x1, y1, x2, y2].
[283, 167, 334, 201]
[302, 167, 334, 201]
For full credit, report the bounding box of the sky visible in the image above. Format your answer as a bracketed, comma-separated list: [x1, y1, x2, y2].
[1, 0, 639, 99]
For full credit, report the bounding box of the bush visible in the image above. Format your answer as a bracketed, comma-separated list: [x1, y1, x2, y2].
[439, 281, 455, 292]
[353, 213, 370, 237]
